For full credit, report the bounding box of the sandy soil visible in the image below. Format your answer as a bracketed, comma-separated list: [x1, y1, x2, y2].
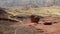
[3, 16, 60, 34]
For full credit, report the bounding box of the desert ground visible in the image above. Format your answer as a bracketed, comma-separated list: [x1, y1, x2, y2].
[0, 6, 60, 34]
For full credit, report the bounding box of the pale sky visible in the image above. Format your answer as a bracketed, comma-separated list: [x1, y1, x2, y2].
[0, 0, 60, 8]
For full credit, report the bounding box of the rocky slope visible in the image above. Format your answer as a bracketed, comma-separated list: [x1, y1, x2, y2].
[0, 6, 60, 34]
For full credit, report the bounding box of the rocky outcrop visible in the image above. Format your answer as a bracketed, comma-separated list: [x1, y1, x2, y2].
[0, 7, 19, 25]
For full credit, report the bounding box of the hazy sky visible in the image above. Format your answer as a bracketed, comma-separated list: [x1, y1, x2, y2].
[0, 0, 60, 8]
